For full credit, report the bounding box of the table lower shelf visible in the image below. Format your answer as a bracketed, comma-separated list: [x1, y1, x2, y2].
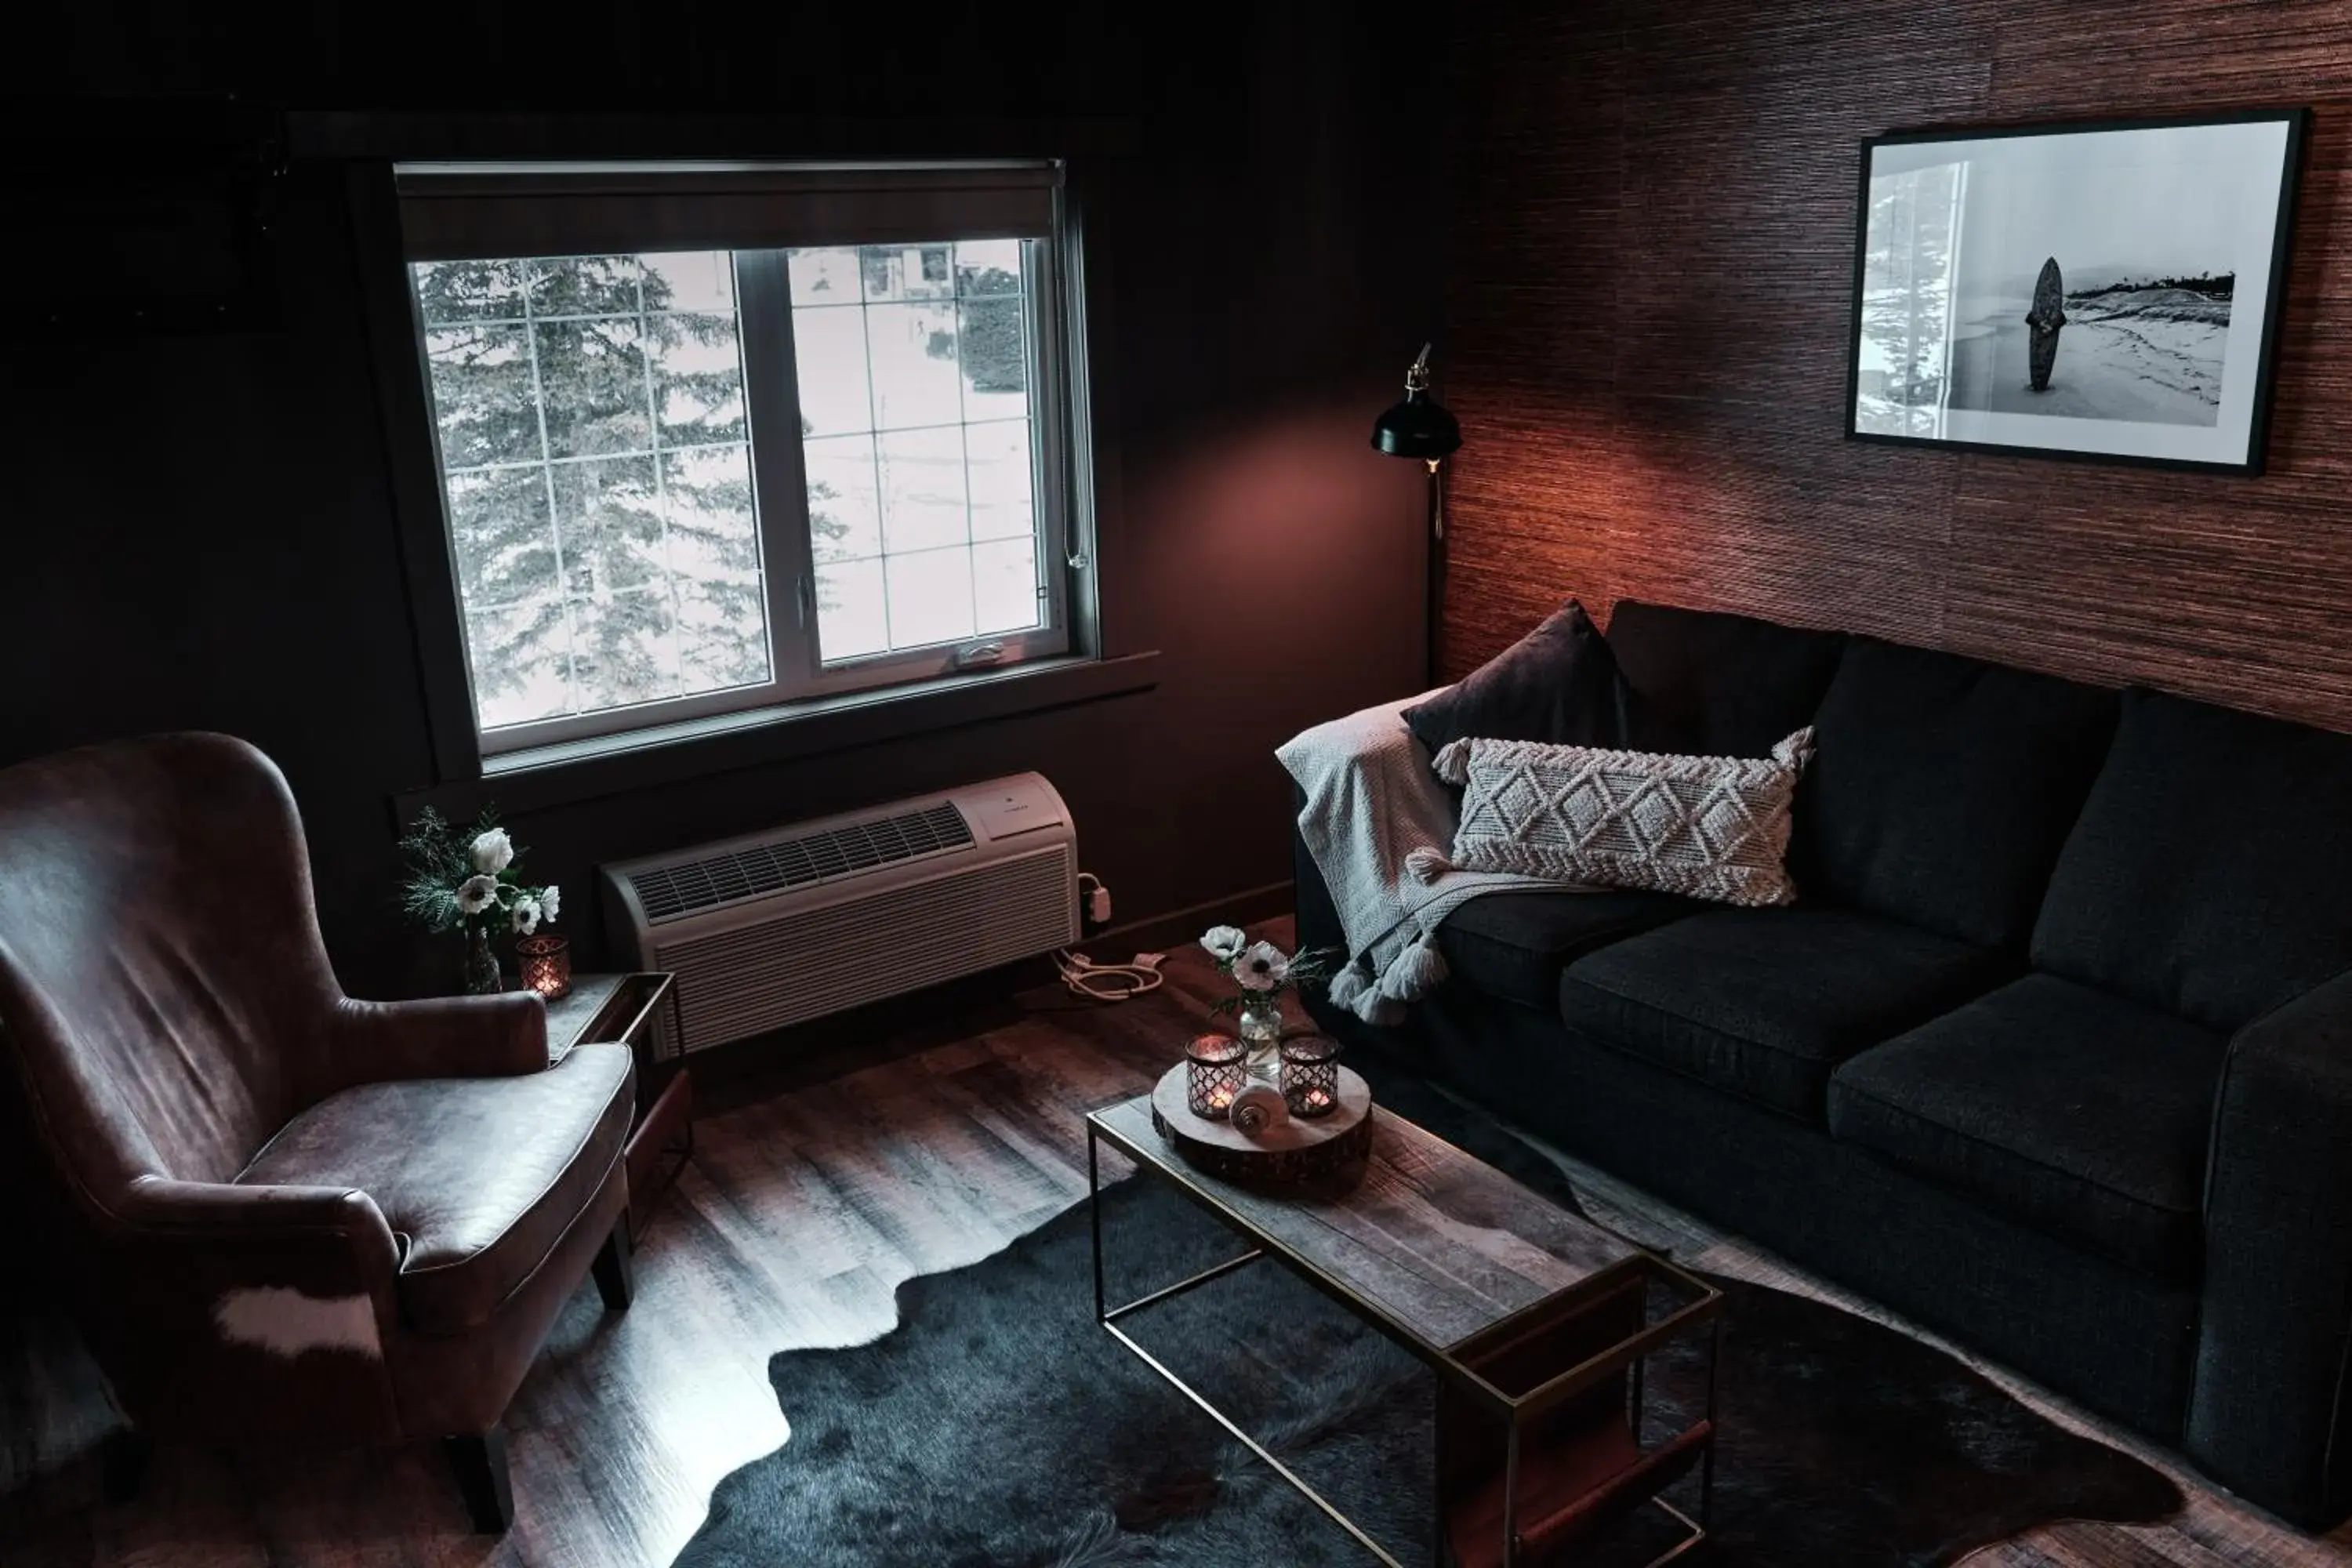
[1444, 1418, 1711, 1568]
[623, 1069, 694, 1243]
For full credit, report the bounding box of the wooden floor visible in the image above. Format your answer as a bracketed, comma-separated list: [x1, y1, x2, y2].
[1, 923, 2344, 1566]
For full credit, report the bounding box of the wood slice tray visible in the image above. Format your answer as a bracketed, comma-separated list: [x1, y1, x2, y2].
[1149, 1064, 1374, 1187]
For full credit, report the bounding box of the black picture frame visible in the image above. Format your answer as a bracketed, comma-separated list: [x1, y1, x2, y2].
[1842, 107, 2310, 476]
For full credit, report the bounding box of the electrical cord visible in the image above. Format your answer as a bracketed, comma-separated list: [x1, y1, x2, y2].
[1054, 948, 1166, 1003]
[1056, 872, 1161, 1000]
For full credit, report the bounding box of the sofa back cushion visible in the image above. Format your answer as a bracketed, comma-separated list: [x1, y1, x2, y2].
[1606, 601, 1846, 758]
[2031, 688, 2352, 1031]
[1795, 639, 2118, 949]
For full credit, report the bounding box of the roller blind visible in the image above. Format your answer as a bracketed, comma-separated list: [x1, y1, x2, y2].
[395, 160, 1063, 260]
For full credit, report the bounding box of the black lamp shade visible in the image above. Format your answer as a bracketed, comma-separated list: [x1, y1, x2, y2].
[1370, 389, 1461, 459]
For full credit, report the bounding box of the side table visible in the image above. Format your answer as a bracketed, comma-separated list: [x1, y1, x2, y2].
[544, 972, 693, 1244]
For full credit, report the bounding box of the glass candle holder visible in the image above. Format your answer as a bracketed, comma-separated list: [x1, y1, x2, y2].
[515, 935, 572, 1000]
[1280, 1034, 1341, 1119]
[1185, 1033, 1248, 1120]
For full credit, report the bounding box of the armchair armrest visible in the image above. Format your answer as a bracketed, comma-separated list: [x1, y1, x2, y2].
[110, 1175, 405, 1301]
[2187, 967, 2352, 1529]
[114, 1174, 402, 1242]
[74, 1177, 408, 1439]
[322, 991, 550, 1089]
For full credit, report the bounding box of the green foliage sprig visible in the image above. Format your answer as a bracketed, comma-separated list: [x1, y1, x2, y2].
[397, 806, 561, 938]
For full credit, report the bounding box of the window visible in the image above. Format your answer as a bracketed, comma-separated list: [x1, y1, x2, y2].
[397, 162, 1087, 755]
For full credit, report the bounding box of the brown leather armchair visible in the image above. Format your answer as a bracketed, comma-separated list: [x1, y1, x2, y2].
[0, 732, 635, 1531]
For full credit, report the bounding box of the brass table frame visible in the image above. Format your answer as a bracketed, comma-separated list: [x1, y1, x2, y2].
[550, 973, 693, 1243]
[1087, 1107, 1722, 1568]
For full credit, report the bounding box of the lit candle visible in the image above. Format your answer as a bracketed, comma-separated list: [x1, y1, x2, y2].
[1209, 1087, 1234, 1110]
[516, 935, 572, 1000]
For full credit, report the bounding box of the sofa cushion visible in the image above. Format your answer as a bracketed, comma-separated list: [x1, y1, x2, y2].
[2032, 687, 2352, 1031]
[1794, 638, 2118, 949]
[1559, 907, 2013, 1122]
[1605, 601, 1846, 758]
[238, 1044, 634, 1334]
[1405, 600, 1624, 760]
[1439, 889, 1698, 1011]
[1828, 975, 2226, 1280]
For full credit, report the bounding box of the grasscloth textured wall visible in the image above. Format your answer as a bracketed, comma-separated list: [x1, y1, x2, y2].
[1443, 1, 2352, 732]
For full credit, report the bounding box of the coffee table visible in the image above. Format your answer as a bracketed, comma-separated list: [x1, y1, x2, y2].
[1087, 1092, 1721, 1567]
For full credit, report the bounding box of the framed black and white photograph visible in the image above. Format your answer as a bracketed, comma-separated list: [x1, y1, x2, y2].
[1846, 110, 2308, 474]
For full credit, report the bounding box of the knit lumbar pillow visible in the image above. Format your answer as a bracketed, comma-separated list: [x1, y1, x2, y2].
[1424, 728, 1817, 906]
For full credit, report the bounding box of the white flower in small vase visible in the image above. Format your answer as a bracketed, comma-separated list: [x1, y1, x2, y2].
[511, 897, 543, 936]
[456, 874, 502, 916]
[539, 884, 561, 923]
[1233, 941, 1290, 993]
[1200, 924, 1247, 963]
[470, 828, 516, 874]
[1232, 941, 1292, 1078]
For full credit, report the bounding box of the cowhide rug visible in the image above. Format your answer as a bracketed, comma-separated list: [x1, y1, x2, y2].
[675, 1073, 2179, 1566]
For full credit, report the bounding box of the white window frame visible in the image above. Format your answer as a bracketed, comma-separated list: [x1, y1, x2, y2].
[395, 161, 1089, 758]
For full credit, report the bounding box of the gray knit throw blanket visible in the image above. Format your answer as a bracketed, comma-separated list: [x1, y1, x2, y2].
[1276, 695, 1593, 1025]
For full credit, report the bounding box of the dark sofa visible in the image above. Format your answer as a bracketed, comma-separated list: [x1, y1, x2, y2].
[1296, 601, 2352, 1530]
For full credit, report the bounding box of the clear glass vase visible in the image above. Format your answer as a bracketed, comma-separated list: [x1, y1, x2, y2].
[1238, 996, 1284, 1080]
[462, 926, 503, 995]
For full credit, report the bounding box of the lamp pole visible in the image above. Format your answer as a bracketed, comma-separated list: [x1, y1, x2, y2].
[1370, 343, 1462, 688]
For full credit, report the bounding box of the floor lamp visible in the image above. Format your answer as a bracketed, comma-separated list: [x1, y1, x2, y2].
[1370, 343, 1462, 688]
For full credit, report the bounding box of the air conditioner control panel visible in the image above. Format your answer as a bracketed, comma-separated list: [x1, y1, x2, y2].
[955, 775, 1069, 842]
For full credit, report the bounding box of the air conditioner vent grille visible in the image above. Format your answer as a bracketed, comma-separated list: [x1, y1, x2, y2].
[626, 801, 974, 924]
[652, 843, 1075, 1050]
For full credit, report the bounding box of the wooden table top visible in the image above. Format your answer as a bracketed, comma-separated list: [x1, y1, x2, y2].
[1091, 1092, 1642, 1356]
[543, 972, 673, 1065]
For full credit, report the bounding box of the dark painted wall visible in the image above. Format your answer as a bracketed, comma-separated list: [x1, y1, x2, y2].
[1441, 1, 2352, 734]
[3, 5, 1438, 993]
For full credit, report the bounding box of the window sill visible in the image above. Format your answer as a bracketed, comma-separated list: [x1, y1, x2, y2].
[393, 651, 1160, 820]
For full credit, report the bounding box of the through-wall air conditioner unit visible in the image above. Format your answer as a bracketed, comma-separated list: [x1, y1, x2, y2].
[601, 775, 1077, 1056]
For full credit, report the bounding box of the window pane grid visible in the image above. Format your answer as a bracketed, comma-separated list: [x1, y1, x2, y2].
[418, 310, 760, 328]
[407, 199, 1074, 753]
[415, 250, 771, 732]
[795, 241, 1045, 662]
[636, 265, 682, 704]
[521, 263, 574, 720]
[437, 436, 751, 480]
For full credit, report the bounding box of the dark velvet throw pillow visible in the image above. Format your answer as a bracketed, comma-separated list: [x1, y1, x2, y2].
[1403, 601, 1624, 760]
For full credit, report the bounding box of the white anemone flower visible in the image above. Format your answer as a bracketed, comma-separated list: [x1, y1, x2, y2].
[510, 898, 543, 936]
[1233, 941, 1290, 993]
[1200, 924, 1247, 963]
[470, 827, 515, 874]
[539, 884, 561, 923]
[456, 874, 501, 916]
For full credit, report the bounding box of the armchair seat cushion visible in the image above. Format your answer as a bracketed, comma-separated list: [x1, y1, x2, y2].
[238, 1044, 634, 1334]
[1828, 976, 2225, 1280]
[1559, 907, 2013, 1123]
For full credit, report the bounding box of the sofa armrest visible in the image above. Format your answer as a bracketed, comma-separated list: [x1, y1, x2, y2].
[321, 991, 550, 1089]
[2187, 967, 2352, 1529]
[1291, 783, 1351, 963]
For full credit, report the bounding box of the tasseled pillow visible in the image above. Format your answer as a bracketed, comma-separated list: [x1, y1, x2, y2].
[1422, 729, 1816, 907]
